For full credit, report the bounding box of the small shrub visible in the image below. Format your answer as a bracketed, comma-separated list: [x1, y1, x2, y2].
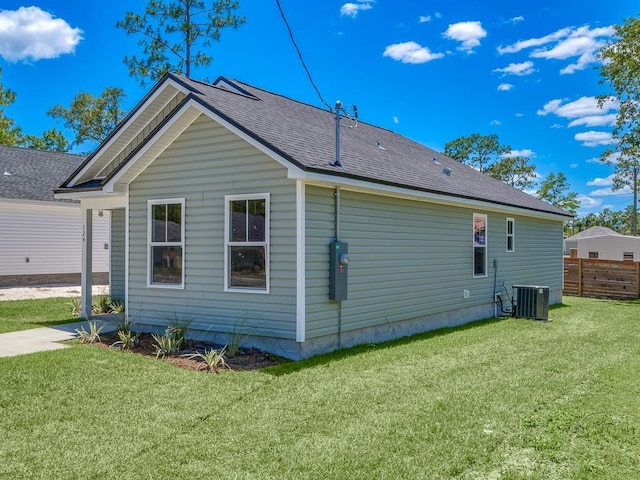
[184, 347, 230, 373]
[152, 332, 183, 359]
[111, 330, 140, 350]
[69, 296, 81, 316]
[92, 294, 112, 314]
[109, 299, 125, 314]
[75, 321, 105, 344]
[165, 319, 191, 345]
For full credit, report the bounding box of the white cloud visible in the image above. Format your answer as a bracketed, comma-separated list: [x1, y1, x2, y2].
[551, 123, 563, 128]
[383, 41, 445, 63]
[515, 113, 525, 117]
[568, 114, 617, 128]
[537, 96, 618, 119]
[489, 120, 502, 126]
[0, 6, 82, 62]
[570, 163, 579, 168]
[443, 21, 487, 53]
[497, 83, 513, 91]
[340, 1, 374, 17]
[392, 115, 399, 124]
[497, 28, 571, 54]
[574, 131, 614, 147]
[589, 186, 632, 196]
[497, 25, 615, 74]
[509, 16, 524, 24]
[506, 149, 535, 157]
[586, 174, 615, 187]
[418, 15, 431, 23]
[435, 12, 442, 19]
[577, 195, 602, 210]
[493, 61, 535, 76]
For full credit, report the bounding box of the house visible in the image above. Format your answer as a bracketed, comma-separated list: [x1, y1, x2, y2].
[0, 145, 110, 287]
[55, 74, 571, 359]
[563, 226, 621, 256]
[565, 227, 640, 261]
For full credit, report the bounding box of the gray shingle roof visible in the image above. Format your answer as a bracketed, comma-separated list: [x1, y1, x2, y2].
[176, 75, 570, 218]
[0, 145, 85, 202]
[564, 226, 621, 241]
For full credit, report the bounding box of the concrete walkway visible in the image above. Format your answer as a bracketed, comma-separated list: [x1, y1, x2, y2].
[0, 319, 116, 358]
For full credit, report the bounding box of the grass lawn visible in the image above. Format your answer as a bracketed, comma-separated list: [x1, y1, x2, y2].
[0, 296, 638, 479]
[0, 297, 79, 333]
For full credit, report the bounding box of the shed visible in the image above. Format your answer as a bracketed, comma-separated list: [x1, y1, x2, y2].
[0, 145, 110, 287]
[55, 74, 571, 359]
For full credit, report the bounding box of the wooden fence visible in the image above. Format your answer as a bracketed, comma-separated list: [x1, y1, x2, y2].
[563, 257, 640, 299]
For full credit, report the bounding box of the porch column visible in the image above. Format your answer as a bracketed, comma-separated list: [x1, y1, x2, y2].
[80, 206, 93, 318]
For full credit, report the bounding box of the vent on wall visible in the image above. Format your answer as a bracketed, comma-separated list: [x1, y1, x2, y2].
[512, 285, 549, 321]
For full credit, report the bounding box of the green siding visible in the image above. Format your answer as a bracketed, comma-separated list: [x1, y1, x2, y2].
[305, 186, 563, 339]
[128, 114, 297, 339]
[110, 209, 126, 301]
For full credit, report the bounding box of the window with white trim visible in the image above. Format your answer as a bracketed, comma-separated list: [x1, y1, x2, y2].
[225, 194, 270, 292]
[473, 213, 487, 277]
[506, 217, 515, 252]
[148, 198, 185, 287]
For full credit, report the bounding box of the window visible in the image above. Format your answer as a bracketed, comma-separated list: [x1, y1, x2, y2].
[506, 217, 515, 252]
[473, 213, 487, 277]
[588, 251, 599, 259]
[148, 199, 185, 287]
[623, 252, 634, 261]
[225, 194, 270, 292]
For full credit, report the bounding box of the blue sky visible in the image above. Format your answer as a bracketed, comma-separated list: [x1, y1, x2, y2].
[0, 0, 637, 216]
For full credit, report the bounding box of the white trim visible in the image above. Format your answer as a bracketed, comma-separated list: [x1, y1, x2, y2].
[66, 79, 189, 187]
[124, 193, 130, 320]
[290, 171, 570, 222]
[224, 193, 270, 293]
[296, 180, 306, 343]
[146, 198, 186, 288]
[473, 213, 488, 279]
[506, 217, 515, 253]
[1, 198, 79, 208]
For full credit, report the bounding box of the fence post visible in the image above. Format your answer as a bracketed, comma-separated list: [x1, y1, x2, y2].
[637, 262, 640, 298]
[578, 258, 583, 297]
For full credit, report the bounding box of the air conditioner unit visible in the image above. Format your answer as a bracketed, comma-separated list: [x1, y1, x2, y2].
[512, 285, 549, 321]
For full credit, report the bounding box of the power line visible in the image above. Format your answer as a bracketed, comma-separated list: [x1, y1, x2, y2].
[275, 0, 333, 111]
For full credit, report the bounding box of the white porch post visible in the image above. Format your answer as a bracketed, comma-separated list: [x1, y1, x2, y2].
[80, 206, 93, 318]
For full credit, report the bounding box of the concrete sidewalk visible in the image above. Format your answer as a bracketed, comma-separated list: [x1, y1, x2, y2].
[0, 319, 116, 358]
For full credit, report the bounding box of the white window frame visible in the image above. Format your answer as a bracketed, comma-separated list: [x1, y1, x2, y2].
[224, 193, 270, 293]
[147, 198, 186, 288]
[473, 213, 488, 278]
[506, 217, 515, 253]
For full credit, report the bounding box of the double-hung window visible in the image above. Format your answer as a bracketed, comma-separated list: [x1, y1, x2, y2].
[473, 213, 487, 277]
[148, 198, 185, 287]
[506, 217, 515, 252]
[225, 193, 270, 292]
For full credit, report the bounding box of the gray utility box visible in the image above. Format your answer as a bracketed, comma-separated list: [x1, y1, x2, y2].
[512, 285, 549, 320]
[329, 241, 349, 301]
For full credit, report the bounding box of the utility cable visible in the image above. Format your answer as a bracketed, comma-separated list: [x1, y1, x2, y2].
[275, 0, 333, 111]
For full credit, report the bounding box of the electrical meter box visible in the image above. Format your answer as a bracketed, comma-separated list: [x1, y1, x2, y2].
[329, 241, 349, 300]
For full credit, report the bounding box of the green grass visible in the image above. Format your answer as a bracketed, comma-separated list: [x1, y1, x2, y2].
[0, 297, 79, 333]
[0, 296, 639, 479]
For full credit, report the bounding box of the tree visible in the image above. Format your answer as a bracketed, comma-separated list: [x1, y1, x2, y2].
[48, 87, 127, 148]
[536, 172, 579, 216]
[484, 156, 536, 190]
[444, 133, 510, 172]
[0, 67, 23, 146]
[116, 0, 246, 85]
[444, 133, 537, 190]
[21, 128, 70, 152]
[597, 16, 640, 235]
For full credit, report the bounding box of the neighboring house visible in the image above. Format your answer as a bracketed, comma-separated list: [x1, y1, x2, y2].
[55, 74, 571, 359]
[569, 232, 640, 262]
[563, 226, 620, 256]
[0, 145, 110, 287]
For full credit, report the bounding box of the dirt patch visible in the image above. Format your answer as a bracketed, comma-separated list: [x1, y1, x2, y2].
[96, 332, 288, 372]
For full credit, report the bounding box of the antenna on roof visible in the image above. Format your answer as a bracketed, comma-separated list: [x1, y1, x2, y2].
[333, 100, 344, 168]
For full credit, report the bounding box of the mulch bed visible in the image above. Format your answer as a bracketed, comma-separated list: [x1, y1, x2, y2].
[96, 332, 288, 372]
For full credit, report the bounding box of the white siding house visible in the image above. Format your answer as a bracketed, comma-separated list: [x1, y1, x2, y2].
[576, 234, 640, 262]
[56, 74, 572, 359]
[0, 146, 110, 287]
